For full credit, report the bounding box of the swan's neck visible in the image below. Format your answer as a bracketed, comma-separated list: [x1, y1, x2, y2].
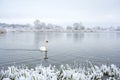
[45, 42, 48, 51]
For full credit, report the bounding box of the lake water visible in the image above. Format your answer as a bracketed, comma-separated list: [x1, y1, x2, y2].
[0, 32, 120, 68]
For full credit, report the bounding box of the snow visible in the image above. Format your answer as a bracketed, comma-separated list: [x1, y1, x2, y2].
[0, 64, 120, 80]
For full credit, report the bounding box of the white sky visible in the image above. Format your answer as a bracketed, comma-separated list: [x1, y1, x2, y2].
[0, 0, 120, 27]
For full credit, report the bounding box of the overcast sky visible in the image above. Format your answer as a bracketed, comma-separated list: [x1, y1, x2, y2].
[0, 0, 120, 27]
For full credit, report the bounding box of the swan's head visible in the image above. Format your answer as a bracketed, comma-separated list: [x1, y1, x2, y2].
[46, 40, 48, 43]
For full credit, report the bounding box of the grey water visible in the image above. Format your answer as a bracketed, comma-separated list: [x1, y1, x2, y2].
[0, 32, 120, 68]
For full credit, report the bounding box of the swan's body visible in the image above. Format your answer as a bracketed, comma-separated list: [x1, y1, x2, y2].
[40, 46, 47, 52]
[40, 41, 48, 52]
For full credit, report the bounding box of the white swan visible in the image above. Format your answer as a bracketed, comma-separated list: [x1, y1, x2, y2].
[40, 41, 48, 52]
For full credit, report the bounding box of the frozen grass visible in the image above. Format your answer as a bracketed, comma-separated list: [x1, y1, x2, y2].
[0, 63, 120, 80]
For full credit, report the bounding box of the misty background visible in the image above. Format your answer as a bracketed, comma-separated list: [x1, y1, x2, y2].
[0, 0, 120, 28]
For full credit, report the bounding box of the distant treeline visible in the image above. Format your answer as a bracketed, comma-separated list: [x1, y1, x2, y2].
[0, 19, 120, 31]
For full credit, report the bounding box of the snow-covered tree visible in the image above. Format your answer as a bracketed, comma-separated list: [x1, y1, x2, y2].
[73, 23, 79, 30]
[66, 26, 72, 30]
[34, 19, 42, 29]
[46, 23, 54, 30]
[41, 22, 46, 29]
[73, 22, 85, 30]
[116, 26, 120, 31]
[54, 25, 63, 31]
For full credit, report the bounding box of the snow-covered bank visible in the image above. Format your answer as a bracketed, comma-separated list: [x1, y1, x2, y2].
[0, 64, 120, 80]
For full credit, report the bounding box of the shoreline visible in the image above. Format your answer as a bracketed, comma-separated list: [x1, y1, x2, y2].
[4, 29, 120, 33]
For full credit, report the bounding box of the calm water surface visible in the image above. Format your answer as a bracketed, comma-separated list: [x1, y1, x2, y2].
[0, 32, 120, 68]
